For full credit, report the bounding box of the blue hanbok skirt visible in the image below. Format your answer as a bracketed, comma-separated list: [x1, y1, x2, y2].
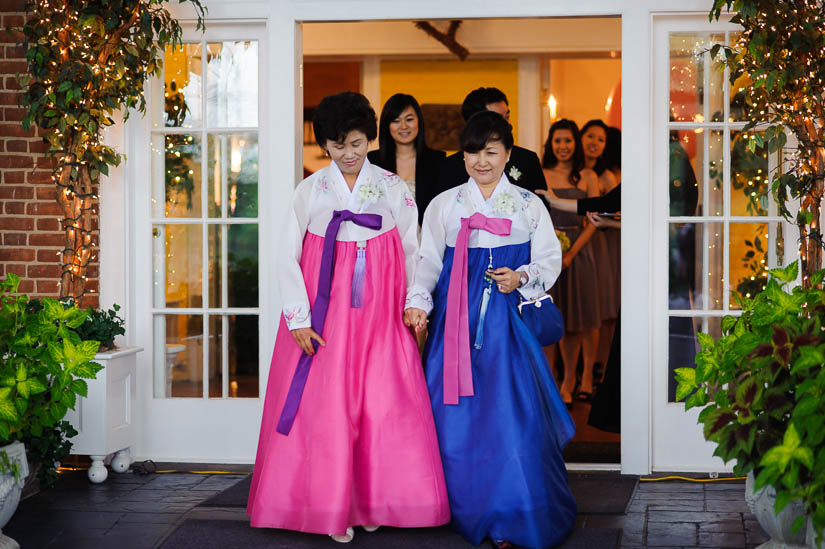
[424, 242, 577, 548]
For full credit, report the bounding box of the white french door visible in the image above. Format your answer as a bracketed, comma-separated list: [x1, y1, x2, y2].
[651, 16, 795, 471]
[131, 22, 272, 462]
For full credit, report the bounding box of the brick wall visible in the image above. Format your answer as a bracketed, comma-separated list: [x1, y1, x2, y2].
[0, 2, 99, 307]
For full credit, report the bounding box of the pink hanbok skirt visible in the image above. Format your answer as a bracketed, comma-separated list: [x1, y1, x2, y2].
[247, 228, 449, 535]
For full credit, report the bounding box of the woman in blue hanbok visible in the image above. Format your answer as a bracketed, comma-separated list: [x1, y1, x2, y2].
[405, 111, 577, 548]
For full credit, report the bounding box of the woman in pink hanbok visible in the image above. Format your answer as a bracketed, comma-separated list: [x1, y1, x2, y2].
[247, 92, 449, 543]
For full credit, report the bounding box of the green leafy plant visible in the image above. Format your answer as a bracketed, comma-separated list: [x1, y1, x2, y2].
[0, 273, 103, 483]
[25, 421, 77, 487]
[15, 0, 206, 302]
[74, 304, 125, 351]
[675, 261, 825, 541]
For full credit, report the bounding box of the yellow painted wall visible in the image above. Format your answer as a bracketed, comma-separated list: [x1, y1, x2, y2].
[380, 59, 519, 145]
[549, 58, 621, 130]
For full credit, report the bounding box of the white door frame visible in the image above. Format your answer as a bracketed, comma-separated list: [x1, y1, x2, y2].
[101, 0, 725, 473]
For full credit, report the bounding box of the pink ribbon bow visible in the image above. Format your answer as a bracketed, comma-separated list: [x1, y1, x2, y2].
[443, 212, 512, 405]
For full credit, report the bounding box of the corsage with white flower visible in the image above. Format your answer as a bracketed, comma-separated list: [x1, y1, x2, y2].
[492, 192, 517, 215]
[508, 165, 522, 181]
[358, 182, 384, 203]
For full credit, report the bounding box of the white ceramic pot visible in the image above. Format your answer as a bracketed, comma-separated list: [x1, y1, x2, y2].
[807, 519, 825, 549]
[0, 441, 30, 549]
[746, 471, 807, 549]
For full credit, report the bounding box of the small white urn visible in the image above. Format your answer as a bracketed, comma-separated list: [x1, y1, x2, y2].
[0, 441, 29, 549]
[746, 471, 807, 549]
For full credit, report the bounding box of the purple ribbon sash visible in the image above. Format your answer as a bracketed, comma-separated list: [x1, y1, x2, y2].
[276, 209, 382, 435]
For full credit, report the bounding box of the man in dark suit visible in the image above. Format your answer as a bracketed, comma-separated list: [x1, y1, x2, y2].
[435, 87, 547, 195]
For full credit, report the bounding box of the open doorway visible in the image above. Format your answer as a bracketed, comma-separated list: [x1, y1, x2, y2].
[301, 17, 622, 465]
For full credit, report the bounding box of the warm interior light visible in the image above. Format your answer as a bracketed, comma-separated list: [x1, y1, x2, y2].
[547, 94, 558, 121]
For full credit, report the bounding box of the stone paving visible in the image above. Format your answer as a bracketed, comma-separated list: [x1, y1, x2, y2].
[5, 466, 770, 548]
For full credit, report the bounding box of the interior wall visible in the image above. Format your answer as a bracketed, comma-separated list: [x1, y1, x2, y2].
[548, 58, 621, 132]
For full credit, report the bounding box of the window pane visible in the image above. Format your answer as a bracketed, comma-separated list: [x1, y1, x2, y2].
[669, 130, 701, 216]
[208, 315, 223, 398]
[707, 130, 724, 216]
[153, 224, 202, 308]
[669, 33, 709, 123]
[669, 223, 723, 310]
[730, 222, 777, 308]
[228, 225, 259, 308]
[208, 225, 222, 308]
[229, 315, 258, 398]
[708, 34, 725, 122]
[207, 133, 259, 217]
[668, 316, 721, 402]
[154, 134, 202, 218]
[156, 314, 204, 398]
[731, 131, 770, 216]
[164, 43, 202, 128]
[207, 41, 258, 127]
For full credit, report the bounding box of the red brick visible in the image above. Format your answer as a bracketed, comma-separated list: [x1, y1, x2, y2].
[36, 249, 60, 262]
[0, 216, 32, 230]
[0, 92, 18, 106]
[29, 233, 63, 246]
[36, 217, 58, 231]
[0, 184, 31, 199]
[26, 170, 52, 184]
[28, 140, 48, 154]
[15, 280, 33, 294]
[3, 107, 25, 121]
[36, 280, 60, 294]
[3, 77, 21, 91]
[28, 264, 61, 278]
[26, 201, 61, 216]
[0, 30, 23, 45]
[0, 155, 32, 169]
[3, 200, 23, 214]
[34, 186, 55, 200]
[2, 233, 25, 245]
[1, 15, 24, 28]
[4, 140, 25, 153]
[0, 1, 25, 13]
[3, 44, 23, 59]
[0, 248, 33, 262]
[0, 60, 26, 74]
[2, 170, 25, 183]
[4, 264, 24, 276]
[0, 123, 32, 137]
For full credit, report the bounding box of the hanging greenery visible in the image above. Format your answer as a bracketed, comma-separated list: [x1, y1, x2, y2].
[17, 0, 206, 303]
[710, 0, 825, 288]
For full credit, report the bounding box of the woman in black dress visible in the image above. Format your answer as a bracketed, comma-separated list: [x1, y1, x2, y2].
[368, 93, 446, 224]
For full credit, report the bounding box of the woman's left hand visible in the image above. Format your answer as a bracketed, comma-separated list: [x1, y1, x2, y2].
[490, 267, 522, 294]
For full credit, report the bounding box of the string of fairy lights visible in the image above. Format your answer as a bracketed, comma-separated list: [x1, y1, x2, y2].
[18, 0, 204, 303]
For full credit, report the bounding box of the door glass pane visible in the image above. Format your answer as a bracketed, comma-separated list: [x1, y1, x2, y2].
[164, 43, 202, 128]
[708, 33, 725, 122]
[707, 130, 724, 216]
[158, 314, 204, 398]
[208, 315, 223, 398]
[154, 134, 202, 218]
[229, 315, 258, 398]
[668, 316, 721, 402]
[731, 131, 770, 216]
[730, 222, 777, 307]
[207, 133, 259, 217]
[669, 222, 723, 310]
[208, 225, 222, 308]
[207, 41, 258, 127]
[669, 33, 708, 123]
[669, 129, 701, 216]
[153, 224, 202, 308]
[706, 222, 724, 310]
[228, 225, 259, 308]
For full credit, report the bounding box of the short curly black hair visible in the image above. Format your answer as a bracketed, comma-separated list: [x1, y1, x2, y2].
[459, 110, 514, 153]
[461, 87, 508, 121]
[312, 91, 377, 147]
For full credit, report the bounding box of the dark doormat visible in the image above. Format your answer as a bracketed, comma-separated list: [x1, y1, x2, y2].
[568, 473, 638, 514]
[199, 472, 638, 516]
[160, 520, 620, 548]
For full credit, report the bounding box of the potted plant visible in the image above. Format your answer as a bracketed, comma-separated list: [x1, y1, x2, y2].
[0, 273, 102, 545]
[73, 305, 126, 352]
[675, 261, 825, 547]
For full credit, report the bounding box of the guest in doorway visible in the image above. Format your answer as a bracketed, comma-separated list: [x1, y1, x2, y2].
[407, 111, 576, 548]
[368, 93, 446, 226]
[541, 119, 601, 407]
[435, 87, 547, 195]
[247, 92, 448, 543]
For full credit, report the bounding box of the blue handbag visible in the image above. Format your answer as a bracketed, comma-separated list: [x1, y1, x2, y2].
[518, 294, 564, 346]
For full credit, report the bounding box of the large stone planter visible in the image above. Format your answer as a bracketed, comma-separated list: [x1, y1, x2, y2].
[746, 471, 807, 548]
[64, 346, 142, 483]
[0, 441, 30, 548]
[807, 519, 825, 549]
